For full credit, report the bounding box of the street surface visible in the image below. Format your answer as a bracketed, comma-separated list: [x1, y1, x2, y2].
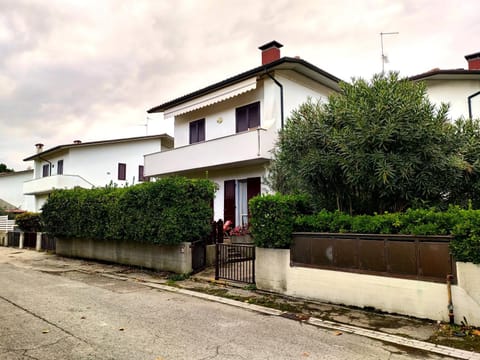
[0, 248, 454, 360]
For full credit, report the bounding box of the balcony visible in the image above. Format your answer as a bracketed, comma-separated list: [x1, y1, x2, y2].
[145, 127, 277, 176]
[23, 174, 94, 195]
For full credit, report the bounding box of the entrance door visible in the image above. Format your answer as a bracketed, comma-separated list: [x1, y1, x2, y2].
[223, 177, 261, 227]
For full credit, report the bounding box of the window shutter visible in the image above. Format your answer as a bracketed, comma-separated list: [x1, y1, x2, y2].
[118, 163, 126, 180]
[224, 180, 236, 226]
[57, 160, 64, 175]
[248, 102, 260, 128]
[138, 165, 145, 182]
[236, 107, 248, 133]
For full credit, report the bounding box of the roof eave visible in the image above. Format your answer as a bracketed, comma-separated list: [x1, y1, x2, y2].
[147, 57, 342, 113]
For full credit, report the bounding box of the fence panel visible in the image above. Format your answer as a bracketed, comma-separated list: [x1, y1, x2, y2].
[41, 233, 56, 252]
[291, 233, 454, 283]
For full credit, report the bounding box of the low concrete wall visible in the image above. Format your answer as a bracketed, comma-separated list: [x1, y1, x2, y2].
[256, 248, 480, 326]
[206, 244, 216, 267]
[57, 238, 192, 274]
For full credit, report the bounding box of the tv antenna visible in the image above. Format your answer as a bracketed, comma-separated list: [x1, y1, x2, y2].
[380, 32, 399, 74]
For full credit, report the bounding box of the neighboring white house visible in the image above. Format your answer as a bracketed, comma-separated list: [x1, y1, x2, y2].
[144, 41, 341, 226]
[23, 134, 173, 211]
[0, 170, 35, 211]
[410, 51, 480, 120]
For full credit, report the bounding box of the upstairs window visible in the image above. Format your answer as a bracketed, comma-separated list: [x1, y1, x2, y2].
[138, 165, 145, 182]
[236, 102, 260, 133]
[57, 160, 64, 175]
[189, 118, 205, 144]
[118, 163, 126, 180]
[42, 164, 50, 177]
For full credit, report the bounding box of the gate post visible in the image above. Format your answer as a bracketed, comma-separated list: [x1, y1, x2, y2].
[215, 243, 219, 280]
[36, 232, 42, 251]
[19, 232, 24, 249]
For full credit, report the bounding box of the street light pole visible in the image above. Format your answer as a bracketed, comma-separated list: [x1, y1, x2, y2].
[380, 32, 399, 74]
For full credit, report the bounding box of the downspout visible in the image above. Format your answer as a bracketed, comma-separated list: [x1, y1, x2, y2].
[265, 70, 285, 129]
[468, 90, 480, 119]
[38, 156, 53, 176]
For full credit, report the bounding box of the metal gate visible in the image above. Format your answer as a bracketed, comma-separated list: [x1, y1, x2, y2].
[191, 240, 206, 273]
[215, 243, 255, 284]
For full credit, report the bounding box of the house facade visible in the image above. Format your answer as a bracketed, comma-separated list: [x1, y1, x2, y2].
[23, 134, 173, 211]
[144, 41, 341, 226]
[410, 51, 480, 120]
[0, 170, 34, 211]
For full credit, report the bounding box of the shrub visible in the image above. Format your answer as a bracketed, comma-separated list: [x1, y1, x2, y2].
[41, 177, 217, 246]
[15, 212, 43, 232]
[249, 194, 310, 248]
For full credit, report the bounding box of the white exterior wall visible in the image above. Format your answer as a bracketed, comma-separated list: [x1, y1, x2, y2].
[256, 248, 480, 326]
[0, 170, 34, 210]
[173, 85, 265, 147]
[26, 138, 165, 211]
[277, 70, 333, 127]
[423, 79, 480, 120]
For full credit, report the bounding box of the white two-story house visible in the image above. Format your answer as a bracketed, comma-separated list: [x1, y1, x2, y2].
[144, 41, 341, 226]
[23, 134, 173, 211]
[410, 51, 480, 120]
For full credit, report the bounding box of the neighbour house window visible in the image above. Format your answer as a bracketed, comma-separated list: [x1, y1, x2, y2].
[57, 160, 64, 175]
[138, 165, 145, 182]
[236, 102, 260, 133]
[118, 163, 126, 181]
[42, 164, 50, 177]
[189, 118, 205, 144]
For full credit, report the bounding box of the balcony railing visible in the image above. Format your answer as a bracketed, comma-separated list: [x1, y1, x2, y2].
[23, 174, 94, 195]
[145, 127, 277, 176]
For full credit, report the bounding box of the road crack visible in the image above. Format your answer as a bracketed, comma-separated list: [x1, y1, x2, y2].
[0, 294, 89, 344]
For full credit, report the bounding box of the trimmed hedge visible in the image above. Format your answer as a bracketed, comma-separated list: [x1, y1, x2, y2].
[41, 177, 217, 246]
[250, 195, 480, 263]
[249, 194, 311, 249]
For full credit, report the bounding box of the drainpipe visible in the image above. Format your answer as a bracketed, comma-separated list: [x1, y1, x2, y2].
[468, 90, 480, 119]
[38, 156, 53, 176]
[264, 71, 285, 129]
[446, 274, 454, 325]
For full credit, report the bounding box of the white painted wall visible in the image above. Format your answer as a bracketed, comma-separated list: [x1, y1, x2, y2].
[256, 248, 480, 326]
[27, 138, 166, 211]
[423, 78, 480, 120]
[0, 170, 34, 211]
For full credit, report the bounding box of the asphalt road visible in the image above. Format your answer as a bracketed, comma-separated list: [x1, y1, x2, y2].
[0, 256, 453, 359]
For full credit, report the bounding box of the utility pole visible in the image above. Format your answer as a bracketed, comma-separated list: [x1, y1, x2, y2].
[380, 32, 399, 74]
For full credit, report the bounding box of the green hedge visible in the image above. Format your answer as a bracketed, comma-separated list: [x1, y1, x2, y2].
[250, 195, 480, 263]
[41, 177, 217, 246]
[249, 194, 311, 248]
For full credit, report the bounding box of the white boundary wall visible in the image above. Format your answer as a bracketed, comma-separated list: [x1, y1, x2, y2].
[256, 248, 480, 326]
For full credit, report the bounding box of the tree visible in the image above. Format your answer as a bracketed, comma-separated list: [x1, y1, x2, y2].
[448, 117, 480, 208]
[0, 163, 14, 173]
[268, 72, 460, 214]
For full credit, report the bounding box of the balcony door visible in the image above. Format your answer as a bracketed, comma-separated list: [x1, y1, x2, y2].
[223, 177, 261, 227]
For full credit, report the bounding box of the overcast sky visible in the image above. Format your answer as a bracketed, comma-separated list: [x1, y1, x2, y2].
[1, 0, 479, 170]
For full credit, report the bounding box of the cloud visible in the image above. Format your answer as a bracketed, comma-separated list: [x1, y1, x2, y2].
[0, 0, 480, 170]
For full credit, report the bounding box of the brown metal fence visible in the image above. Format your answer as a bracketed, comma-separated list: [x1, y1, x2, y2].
[291, 232, 454, 283]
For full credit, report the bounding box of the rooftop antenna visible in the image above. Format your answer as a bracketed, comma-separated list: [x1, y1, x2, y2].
[380, 32, 399, 74]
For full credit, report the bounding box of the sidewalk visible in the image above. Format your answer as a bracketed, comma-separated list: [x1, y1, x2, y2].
[1, 247, 479, 359]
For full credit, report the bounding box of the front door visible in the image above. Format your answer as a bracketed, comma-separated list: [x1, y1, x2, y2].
[223, 177, 261, 227]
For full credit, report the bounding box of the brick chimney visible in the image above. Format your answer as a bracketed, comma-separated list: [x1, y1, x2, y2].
[465, 51, 480, 70]
[258, 41, 283, 65]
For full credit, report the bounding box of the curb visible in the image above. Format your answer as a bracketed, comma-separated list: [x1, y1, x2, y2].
[140, 280, 480, 360]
